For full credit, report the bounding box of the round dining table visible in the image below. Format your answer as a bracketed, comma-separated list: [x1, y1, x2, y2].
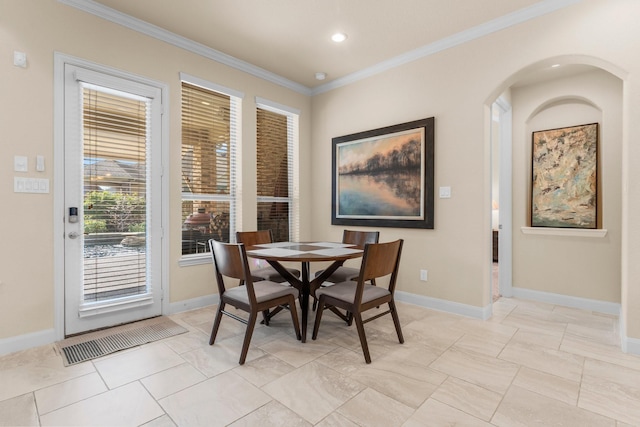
[245, 242, 364, 342]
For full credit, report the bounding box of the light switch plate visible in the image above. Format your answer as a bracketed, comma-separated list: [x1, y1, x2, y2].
[14, 155, 28, 172]
[439, 186, 451, 198]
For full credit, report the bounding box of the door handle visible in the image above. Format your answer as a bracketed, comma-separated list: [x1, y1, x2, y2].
[68, 231, 80, 239]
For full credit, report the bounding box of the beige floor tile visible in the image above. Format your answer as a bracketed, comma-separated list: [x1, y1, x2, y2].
[512, 366, 580, 406]
[316, 412, 360, 427]
[402, 319, 464, 353]
[560, 333, 640, 371]
[181, 336, 266, 377]
[0, 393, 38, 427]
[430, 347, 519, 394]
[262, 361, 365, 424]
[233, 354, 296, 387]
[35, 372, 107, 415]
[93, 342, 185, 389]
[0, 344, 58, 370]
[260, 336, 335, 367]
[140, 362, 206, 400]
[492, 385, 615, 427]
[349, 348, 445, 408]
[0, 354, 94, 402]
[549, 306, 616, 329]
[338, 388, 414, 427]
[578, 359, 640, 425]
[40, 382, 164, 427]
[430, 376, 502, 421]
[498, 341, 584, 382]
[500, 310, 567, 337]
[315, 347, 367, 376]
[229, 400, 312, 427]
[159, 371, 271, 427]
[508, 328, 563, 350]
[140, 415, 177, 427]
[162, 329, 210, 354]
[454, 333, 509, 357]
[403, 398, 493, 426]
[565, 322, 620, 346]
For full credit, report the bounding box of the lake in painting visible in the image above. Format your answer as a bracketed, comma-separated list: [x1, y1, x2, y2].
[338, 171, 421, 218]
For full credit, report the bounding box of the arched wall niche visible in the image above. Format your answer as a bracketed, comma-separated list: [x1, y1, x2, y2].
[485, 55, 624, 316]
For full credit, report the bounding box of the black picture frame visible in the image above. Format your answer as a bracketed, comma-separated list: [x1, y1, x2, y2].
[332, 117, 434, 229]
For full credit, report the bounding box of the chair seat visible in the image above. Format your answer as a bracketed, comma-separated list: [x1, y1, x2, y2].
[225, 281, 299, 304]
[315, 281, 389, 304]
[252, 266, 300, 283]
[315, 266, 359, 283]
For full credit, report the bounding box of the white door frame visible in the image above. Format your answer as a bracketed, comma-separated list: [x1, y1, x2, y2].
[53, 53, 169, 339]
[494, 96, 513, 298]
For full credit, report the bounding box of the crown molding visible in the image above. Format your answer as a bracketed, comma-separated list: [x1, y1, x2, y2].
[311, 0, 583, 95]
[58, 0, 313, 96]
[60, 0, 581, 97]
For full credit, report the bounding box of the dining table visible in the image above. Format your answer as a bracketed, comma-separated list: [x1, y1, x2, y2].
[245, 241, 364, 342]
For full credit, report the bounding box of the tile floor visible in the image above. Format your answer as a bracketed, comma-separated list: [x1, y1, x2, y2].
[1, 297, 640, 426]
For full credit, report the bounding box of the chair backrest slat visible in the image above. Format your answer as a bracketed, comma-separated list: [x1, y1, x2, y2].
[236, 230, 274, 247]
[342, 230, 379, 248]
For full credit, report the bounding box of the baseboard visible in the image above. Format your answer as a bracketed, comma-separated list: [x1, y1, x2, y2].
[395, 291, 492, 320]
[168, 294, 219, 315]
[511, 287, 620, 315]
[0, 328, 57, 357]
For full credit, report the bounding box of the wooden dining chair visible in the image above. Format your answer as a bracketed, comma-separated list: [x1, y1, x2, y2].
[208, 239, 301, 365]
[236, 230, 301, 283]
[312, 239, 404, 364]
[313, 229, 380, 311]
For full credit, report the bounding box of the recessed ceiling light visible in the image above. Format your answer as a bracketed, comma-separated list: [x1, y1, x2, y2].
[551, 64, 561, 68]
[315, 72, 327, 81]
[331, 32, 348, 43]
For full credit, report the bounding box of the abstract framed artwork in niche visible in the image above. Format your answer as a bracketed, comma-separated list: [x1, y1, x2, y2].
[331, 117, 434, 229]
[531, 122, 598, 229]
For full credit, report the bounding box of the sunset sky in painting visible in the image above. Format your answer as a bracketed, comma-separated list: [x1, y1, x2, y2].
[338, 128, 423, 169]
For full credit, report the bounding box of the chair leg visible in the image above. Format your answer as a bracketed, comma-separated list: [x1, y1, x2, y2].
[353, 312, 371, 364]
[312, 296, 325, 340]
[239, 311, 258, 365]
[389, 300, 404, 344]
[209, 302, 225, 345]
[312, 297, 318, 311]
[262, 310, 270, 326]
[288, 300, 302, 340]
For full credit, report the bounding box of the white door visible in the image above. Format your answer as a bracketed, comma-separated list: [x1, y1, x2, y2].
[63, 63, 164, 335]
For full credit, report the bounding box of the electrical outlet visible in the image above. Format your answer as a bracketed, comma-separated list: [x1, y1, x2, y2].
[420, 269, 428, 281]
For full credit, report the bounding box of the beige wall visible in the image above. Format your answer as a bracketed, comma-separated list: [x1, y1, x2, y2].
[2, 0, 640, 350]
[0, 0, 311, 341]
[310, 0, 640, 341]
[512, 69, 622, 302]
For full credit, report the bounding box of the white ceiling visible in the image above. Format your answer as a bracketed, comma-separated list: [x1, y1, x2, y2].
[73, 0, 582, 93]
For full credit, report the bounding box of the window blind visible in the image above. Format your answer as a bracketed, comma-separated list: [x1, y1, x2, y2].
[181, 81, 238, 254]
[256, 104, 299, 242]
[82, 86, 149, 302]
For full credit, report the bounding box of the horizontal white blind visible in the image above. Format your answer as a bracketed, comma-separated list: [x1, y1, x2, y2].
[256, 105, 298, 242]
[83, 86, 149, 302]
[181, 81, 237, 253]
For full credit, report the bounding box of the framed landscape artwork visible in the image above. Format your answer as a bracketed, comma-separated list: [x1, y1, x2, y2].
[531, 122, 598, 229]
[331, 117, 434, 229]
